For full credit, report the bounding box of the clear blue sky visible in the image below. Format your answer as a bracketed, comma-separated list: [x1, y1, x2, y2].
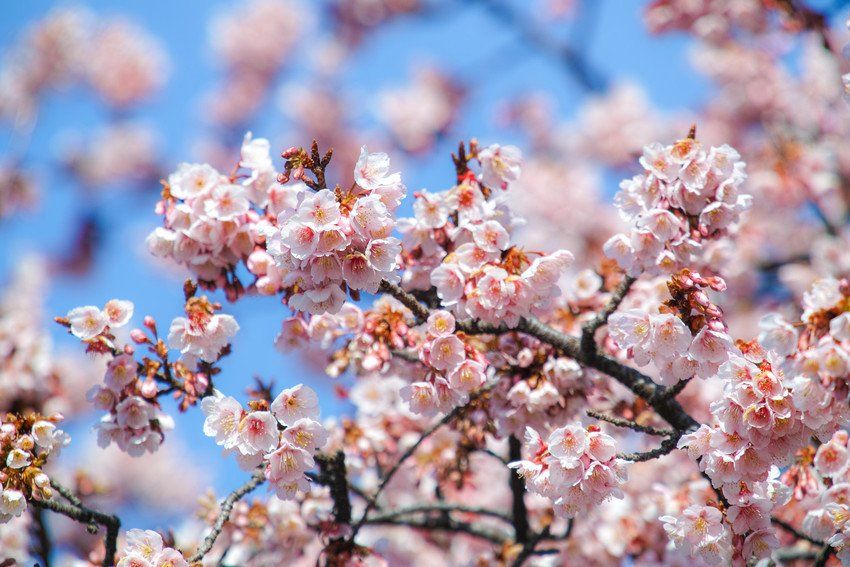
[0, 0, 722, 531]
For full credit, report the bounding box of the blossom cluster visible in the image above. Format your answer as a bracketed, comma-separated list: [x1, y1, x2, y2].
[509, 424, 626, 519]
[147, 138, 264, 288]
[399, 143, 575, 327]
[604, 135, 751, 276]
[201, 384, 327, 499]
[0, 412, 68, 523]
[266, 147, 406, 314]
[400, 310, 489, 416]
[117, 529, 188, 567]
[761, 277, 850, 434]
[608, 270, 734, 385]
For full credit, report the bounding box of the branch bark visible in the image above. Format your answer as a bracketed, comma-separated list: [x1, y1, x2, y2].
[33, 482, 121, 567]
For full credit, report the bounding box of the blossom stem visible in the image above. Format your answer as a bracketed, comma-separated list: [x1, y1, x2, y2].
[349, 379, 499, 540]
[188, 470, 265, 563]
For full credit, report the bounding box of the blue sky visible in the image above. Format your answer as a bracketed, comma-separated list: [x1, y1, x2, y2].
[0, 0, 724, 532]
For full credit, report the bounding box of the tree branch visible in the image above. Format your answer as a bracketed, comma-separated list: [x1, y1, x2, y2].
[508, 435, 530, 544]
[363, 514, 511, 544]
[188, 470, 265, 563]
[316, 451, 352, 525]
[586, 409, 675, 437]
[581, 275, 636, 352]
[617, 434, 681, 462]
[33, 481, 121, 567]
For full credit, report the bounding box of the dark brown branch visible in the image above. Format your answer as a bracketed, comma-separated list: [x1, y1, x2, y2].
[581, 275, 636, 352]
[814, 543, 834, 567]
[373, 503, 512, 524]
[586, 409, 675, 437]
[363, 515, 511, 544]
[618, 434, 681, 462]
[378, 280, 699, 434]
[316, 451, 352, 525]
[378, 280, 430, 323]
[510, 525, 551, 567]
[188, 470, 265, 563]
[771, 516, 825, 546]
[33, 482, 121, 567]
[508, 435, 530, 544]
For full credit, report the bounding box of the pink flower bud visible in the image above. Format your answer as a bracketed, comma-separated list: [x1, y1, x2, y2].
[130, 329, 150, 344]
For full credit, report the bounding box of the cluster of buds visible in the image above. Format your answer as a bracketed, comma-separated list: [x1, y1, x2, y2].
[200, 384, 327, 499]
[400, 310, 488, 416]
[0, 412, 68, 523]
[604, 132, 751, 276]
[508, 424, 626, 519]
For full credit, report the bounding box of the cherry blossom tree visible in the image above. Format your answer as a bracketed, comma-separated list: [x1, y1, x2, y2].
[7, 1, 850, 566]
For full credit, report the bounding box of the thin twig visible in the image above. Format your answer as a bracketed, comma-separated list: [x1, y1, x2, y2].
[617, 434, 681, 462]
[349, 379, 498, 540]
[511, 525, 551, 567]
[586, 409, 675, 437]
[581, 275, 636, 352]
[372, 503, 512, 524]
[188, 470, 265, 563]
[363, 515, 511, 544]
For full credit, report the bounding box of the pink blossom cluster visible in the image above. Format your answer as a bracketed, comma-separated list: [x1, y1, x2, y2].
[760, 277, 850, 433]
[117, 529, 188, 567]
[0, 413, 69, 524]
[400, 310, 489, 415]
[661, 470, 789, 564]
[265, 147, 406, 314]
[166, 297, 240, 365]
[147, 137, 265, 287]
[509, 424, 626, 519]
[399, 145, 575, 327]
[488, 337, 589, 436]
[608, 271, 735, 385]
[603, 135, 751, 276]
[64, 300, 182, 456]
[800, 431, 850, 562]
[86, 350, 176, 457]
[683, 348, 811, 489]
[201, 384, 327, 499]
